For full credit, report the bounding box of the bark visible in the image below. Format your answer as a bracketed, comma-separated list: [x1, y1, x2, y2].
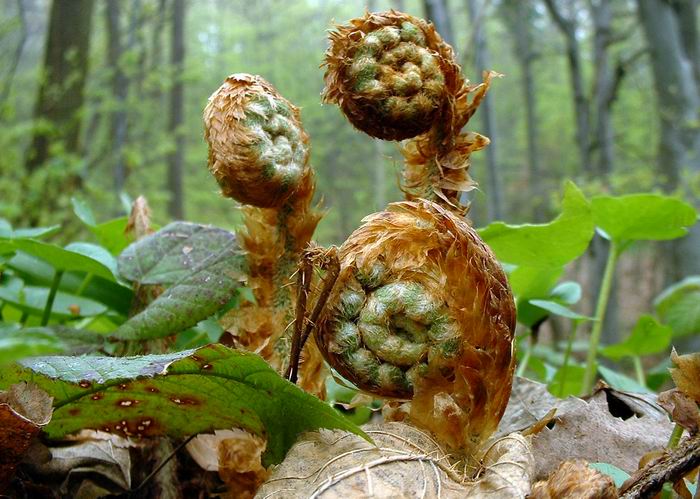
[24, 0, 94, 173]
[0, 0, 28, 105]
[422, 0, 455, 48]
[637, 0, 700, 281]
[105, 0, 129, 200]
[465, 0, 503, 220]
[543, 0, 591, 174]
[167, 0, 186, 219]
[502, 0, 544, 221]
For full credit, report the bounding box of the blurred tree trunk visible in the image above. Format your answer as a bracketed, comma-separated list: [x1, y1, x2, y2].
[543, 0, 591, 174]
[24, 0, 94, 173]
[502, 0, 544, 221]
[167, 0, 185, 219]
[422, 0, 455, 47]
[0, 0, 27, 105]
[391, 0, 406, 11]
[637, 0, 700, 281]
[106, 0, 129, 201]
[465, 0, 503, 220]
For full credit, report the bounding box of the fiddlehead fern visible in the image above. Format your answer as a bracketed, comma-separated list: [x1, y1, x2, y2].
[315, 200, 516, 451]
[323, 10, 497, 213]
[204, 73, 310, 208]
[203, 74, 325, 396]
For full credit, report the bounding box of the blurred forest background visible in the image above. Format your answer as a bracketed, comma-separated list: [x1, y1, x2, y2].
[0, 0, 698, 340]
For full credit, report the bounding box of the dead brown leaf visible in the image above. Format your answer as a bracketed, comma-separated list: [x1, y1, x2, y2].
[658, 389, 700, 434]
[256, 422, 534, 499]
[0, 382, 52, 491]
[670, 349, 700, 405]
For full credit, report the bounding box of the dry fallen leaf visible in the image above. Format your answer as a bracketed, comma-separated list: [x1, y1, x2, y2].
[670, 349, 700, 405]
[658, 389, 700, 435]
[0, 382, 52, 491]
[188, 428, 269, 498]
[496, 377, 673, 479]
[530, 460, 618, 499]
[255, 422, 534, 499]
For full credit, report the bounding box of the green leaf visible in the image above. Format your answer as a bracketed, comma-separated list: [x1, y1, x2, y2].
[118, 222, 237, 285]
[529, 299, 593, 321]
[91, 217, 132, 255]
[548, 364, 586, 397]
[601, 315, 671, 360]
[479, 182, 594, 267]
[508, 265, 563, 299]
[591, 194, 697, 243]
[0, 326, 64, 366]
[654, 276, 700, 337]
[112, 241, 246, 340]
[598, 365, 652, 393]
[71, 197, 97, 227]
[550, 281, 582, 305]
[12, 239, 116, 281]
[0, 344, 367, 465]
[589, 463, 630, 488]
[0, 285, 108, 319]
[65, 242, 119, 279]
[0, 218, 60, 240]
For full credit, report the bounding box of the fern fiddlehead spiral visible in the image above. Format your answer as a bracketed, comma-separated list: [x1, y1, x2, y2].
[315, 200, 516, 451]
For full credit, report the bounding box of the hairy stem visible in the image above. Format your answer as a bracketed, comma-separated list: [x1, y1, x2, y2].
[558, 320, 579, 397]
[633, 356, 646, 387]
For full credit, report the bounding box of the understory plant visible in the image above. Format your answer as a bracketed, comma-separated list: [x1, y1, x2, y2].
[0, 8, 698, 499]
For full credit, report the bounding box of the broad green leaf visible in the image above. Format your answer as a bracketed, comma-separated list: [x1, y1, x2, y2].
[0, 218, 60, 240]
[112, 244, 246, 340]
[65, 242, 119, 279]
[516, 301, 550, 328]
[601, 315, 671, 360]
[551, 281, 582, 305]
[654, 276, 700, 337]
[0, 344, 366, 465]
[71, 197, 97, 227]
[548, 364, 586, 397]
[589, 463, 630, 488]
[118, 222, 237, 285]
[509, 265, 563, 299]
[91, 217, 132, 255]
[12, 239, 116, 281]
[598, 365, 651, 393]
[0, 327, 64, 365]
[7, 252, 133, 315]
[529, 299, 593, 321]
[0, 285, 108, 319]
[0, 326, 104, 365]
[592, 194, 697, 243]
[479, 182, 594, 267]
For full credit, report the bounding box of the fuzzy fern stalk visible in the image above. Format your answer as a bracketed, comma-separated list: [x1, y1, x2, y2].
[203, 74, 325, 396]
[323, 10, 497, 213]
[314, 200, 516, 454]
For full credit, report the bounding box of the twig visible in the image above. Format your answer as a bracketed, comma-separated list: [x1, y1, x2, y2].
[620, 432, 700, 498]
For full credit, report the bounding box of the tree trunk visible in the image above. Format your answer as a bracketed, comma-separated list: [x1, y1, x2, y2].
[502, 0, 544, 221]
[167, 0, 185, 219]
[24, 0, 94, 173]
[422, 0, 455, 48]
[637, 0, 700, 281]
[0, 0, 28, 105]
[589, 0, 615, 179]
[465, 0, 503, 220]
[105, 0, 129, 202]
[543, 0, 591, 174]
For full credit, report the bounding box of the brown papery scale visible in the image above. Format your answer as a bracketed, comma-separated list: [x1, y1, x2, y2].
[204, 73, 310, 208]
[314, 200, 516, 452]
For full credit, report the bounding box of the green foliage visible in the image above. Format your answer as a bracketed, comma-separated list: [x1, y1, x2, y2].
[654, 276, 700, 337]
[0, 344, 366, 465]
[601, 315, 671, 360]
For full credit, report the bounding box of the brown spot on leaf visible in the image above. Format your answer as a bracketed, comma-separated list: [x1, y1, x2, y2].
[68, 408, 80, 416]
[117, 399, 139, 408]
[145, 386, 159, 393]
[170, 396, 200, 406]
[68, 304, 80, 316]
[117, 384, 129, 391]
[202, 364, 213, 370]
[78, 380, 91, 388]
[91, 393, 104, 401]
